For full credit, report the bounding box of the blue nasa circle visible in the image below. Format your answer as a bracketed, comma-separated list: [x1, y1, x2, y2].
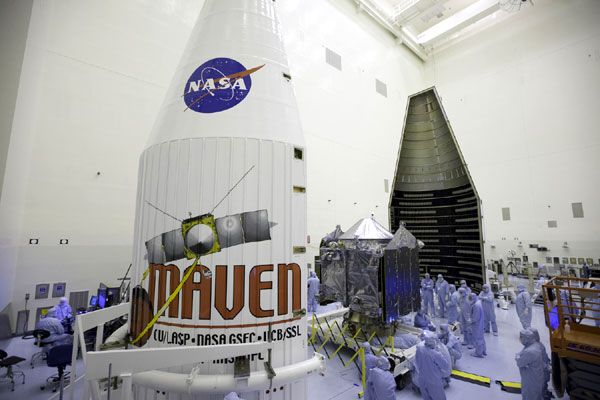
[183, 58, 254, 114]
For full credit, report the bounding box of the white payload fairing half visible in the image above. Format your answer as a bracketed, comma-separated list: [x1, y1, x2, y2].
[128, 0, 317, 398]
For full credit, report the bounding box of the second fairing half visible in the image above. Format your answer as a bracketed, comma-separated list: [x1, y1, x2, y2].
[389, 87, 485, 290]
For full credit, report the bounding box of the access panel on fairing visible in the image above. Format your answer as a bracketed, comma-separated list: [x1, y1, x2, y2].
[389, 87, 485, 290]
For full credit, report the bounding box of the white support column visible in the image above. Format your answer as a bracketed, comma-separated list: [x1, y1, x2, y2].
[68, 318, 82, 400]
[94, 324, 104, 352]
[121, 373, 133, 400]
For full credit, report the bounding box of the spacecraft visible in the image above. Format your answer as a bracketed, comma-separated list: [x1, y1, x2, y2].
[125, 0, 320, 398]
[389, 87, 485, 290]
[319, 216, 421, 336]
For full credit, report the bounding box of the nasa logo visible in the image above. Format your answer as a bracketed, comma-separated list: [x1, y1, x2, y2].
[183, 57, 264, 113]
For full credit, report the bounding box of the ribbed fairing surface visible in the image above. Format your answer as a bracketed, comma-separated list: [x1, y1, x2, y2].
[389, 88, 484, 289]
[132, 137, 307, 400]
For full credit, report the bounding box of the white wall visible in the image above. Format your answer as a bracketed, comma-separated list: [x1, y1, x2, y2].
[1, 0, 425, 331]
[279, 0, 424, 261]
[423, 0, 600, 266]
[0, 0, 34, 316]
[1, 0, 206, 330]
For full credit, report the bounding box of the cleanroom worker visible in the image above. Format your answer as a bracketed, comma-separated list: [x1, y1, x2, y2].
[421, 273, 435, 315]
[436, 274, 449, 318]
[515, 329, 545, 400]
[307, 271, 320, 313]
[516, 285, 533, 329]
[361, 342, 384, 381]
[447, 285, 459, 324]
[438, 323, 462, 367]
[55, 297, 73, 322]
[414, 309, 436, 331]
[468, 293, 486, 358]
[365, 357, 396, 400]
[35, 307, 72, 351]
[458, 287, 471, 347]
[415, 331, 450, 400]
[529, 327, 552, 400]
[478, 284, 498, 336]
[459, 280, 471, 294]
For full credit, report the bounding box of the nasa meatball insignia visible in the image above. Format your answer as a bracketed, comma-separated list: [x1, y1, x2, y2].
[183, 57, 264, 113]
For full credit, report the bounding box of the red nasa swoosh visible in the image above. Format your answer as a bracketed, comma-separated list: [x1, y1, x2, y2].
[183, 64, 265, 112]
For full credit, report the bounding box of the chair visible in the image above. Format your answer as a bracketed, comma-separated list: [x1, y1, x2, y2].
[30, 329, 51, 368]
[0, 349, 26, 391]
[42, 344, 72, 393]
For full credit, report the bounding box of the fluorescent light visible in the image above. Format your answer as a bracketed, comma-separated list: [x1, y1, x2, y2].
[416, 0, 500, 44]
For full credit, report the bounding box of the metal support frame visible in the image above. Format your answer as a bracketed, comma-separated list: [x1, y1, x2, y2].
[352, 0, 428, 61]
[66, 303, 325, 399]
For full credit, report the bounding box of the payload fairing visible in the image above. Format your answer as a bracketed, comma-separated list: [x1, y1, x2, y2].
[389, 87, 485, 289]
[129, 0, 316, 398]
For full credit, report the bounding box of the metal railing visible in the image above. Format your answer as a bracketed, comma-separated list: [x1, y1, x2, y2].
[542, 276, 600, 336]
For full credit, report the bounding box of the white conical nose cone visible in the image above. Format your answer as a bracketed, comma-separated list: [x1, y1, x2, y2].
[147, 0, 304, 148]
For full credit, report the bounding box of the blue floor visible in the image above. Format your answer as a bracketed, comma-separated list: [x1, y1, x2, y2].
[307, 301, 565, 400]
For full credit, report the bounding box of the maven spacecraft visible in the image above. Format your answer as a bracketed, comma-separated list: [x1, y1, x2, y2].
[319, 217, 422, 337]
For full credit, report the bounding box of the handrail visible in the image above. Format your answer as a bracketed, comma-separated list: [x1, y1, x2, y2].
[68, 303, 131, 400]
[67, 302, 324, 399]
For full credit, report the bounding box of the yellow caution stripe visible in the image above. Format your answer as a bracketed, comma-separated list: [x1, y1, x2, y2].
[131, 257, 200, 345]
[451, 369, 491, 387]
[308, 314, 318, 345]
[495, 380, 522, 394]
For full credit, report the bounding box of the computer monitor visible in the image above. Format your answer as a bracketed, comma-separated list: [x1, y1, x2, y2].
[106, 287, 120, 307]
[89, 295, 98, 307]
[97, 290, 107, 309]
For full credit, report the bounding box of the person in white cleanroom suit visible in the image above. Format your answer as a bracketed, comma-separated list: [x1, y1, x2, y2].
[394, 331, 420, 349]
[307, 271, 320, 313]
[515, 329, 545, 400]
[365, 356, 396, 400]
[457, 288, 471, 347]
[421, 273, 435, 315]
[582, 262, 591, 279]
[35, 307, 72, 352]
[361, 342, 384, 381]
[459, 280, 471, 294]
[435, 332, 452, 387]
[415, 330, 450, 400]
[516, 285, 533, 329]
[55, 297, 73, 322]
[468, 293, 486, 358]
[55, 296, 74, 333]
[447, 285, 459, 324]
[414, 308, 436, 331]
[478, 284, 498, 336]
[436, 274, 449, 318]
[529, 327, 552, 400]
[438, 324, 462, 368]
